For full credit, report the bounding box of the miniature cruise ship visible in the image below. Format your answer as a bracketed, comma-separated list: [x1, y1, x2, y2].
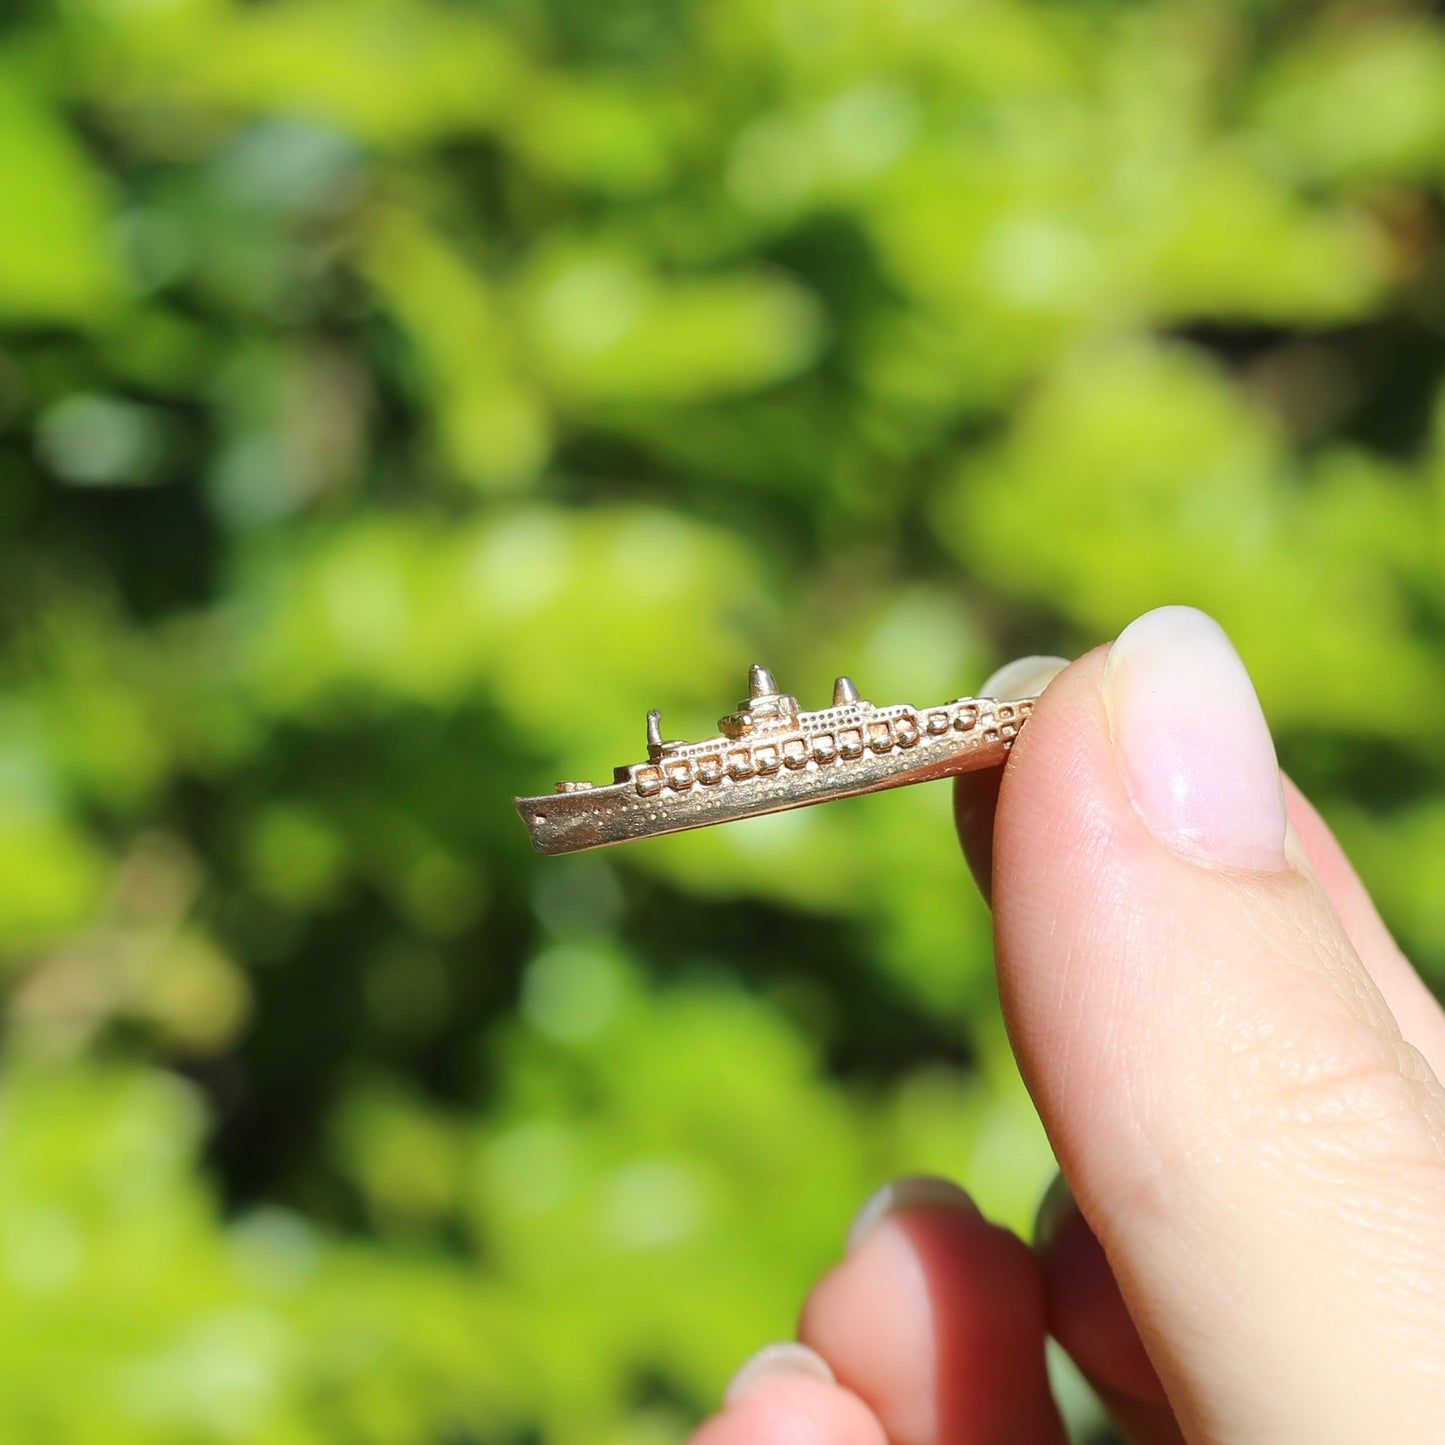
[515, 665, 1034, 855]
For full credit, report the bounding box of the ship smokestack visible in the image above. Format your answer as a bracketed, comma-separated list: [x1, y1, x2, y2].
[832, 675, 860, 705]
[646, 708, 664, 758]
[748, 664, 778, 698]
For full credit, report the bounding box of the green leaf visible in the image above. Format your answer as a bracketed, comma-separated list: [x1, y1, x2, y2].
[0, 71, 120, 323]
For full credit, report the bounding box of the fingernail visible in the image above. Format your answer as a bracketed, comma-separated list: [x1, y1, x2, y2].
[980, 654, 1070, 699]
[1103, 607, 1287, 872]
[1033, 1171, 1075, 1249]
[846, 1174, 978, 1254]
[724, 1342, 835, 1406]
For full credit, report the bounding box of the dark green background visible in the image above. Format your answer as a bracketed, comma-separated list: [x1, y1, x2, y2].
[3, 1, 1445, 1439]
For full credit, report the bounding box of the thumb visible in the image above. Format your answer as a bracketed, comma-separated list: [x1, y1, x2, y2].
[991, 606, 1445, 1444]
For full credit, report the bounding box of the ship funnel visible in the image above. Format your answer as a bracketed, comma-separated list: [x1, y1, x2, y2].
[748, 664, 778, 698]
[646, 708, 664, 758]
[832, 675, 860, 706]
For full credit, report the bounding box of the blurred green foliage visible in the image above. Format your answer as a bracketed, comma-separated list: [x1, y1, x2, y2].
[3, 0, 1445, 1439]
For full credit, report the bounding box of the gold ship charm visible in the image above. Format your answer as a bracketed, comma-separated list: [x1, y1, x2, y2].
[515, 666, 1036, 856]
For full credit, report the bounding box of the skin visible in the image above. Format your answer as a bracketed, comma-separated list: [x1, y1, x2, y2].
[687, 613, 1445, 1445]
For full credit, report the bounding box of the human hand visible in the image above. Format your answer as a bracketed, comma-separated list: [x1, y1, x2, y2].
[688, 606, 1445, 1445]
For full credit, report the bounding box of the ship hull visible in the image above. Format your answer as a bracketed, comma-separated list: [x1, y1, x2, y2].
[515, 699, 1032, 855]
